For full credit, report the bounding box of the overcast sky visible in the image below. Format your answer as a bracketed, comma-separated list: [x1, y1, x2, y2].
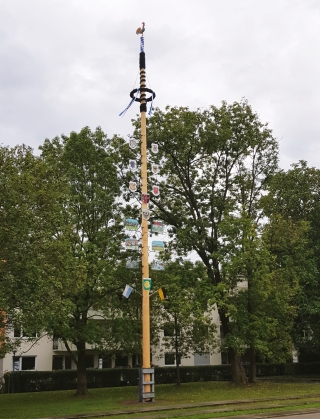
[0, 0, 319, 170]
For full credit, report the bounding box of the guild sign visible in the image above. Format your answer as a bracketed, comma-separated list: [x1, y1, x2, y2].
[141, 193, 150, 204]
[129, 139, 138, 149]
[151, 260, 165, 271]
[151, 143, 158, 153]
[129, 160, 137, 171]
[143, 278, 152, 291]
[125, 218, 139, 231]
[152, 185, 160, 196]
[152, 240, 164, 252]
[125, 238, 139, 251]
[151, 220, 164, 234]
[126, 258, 140, 269]
[142, 210, 150, 220]
[129, 181, 137, 192]
[152, 164, 159, 174]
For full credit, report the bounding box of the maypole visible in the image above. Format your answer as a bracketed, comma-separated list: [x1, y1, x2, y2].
[138, 21, 154, 403]
[122, 22, 156, 402]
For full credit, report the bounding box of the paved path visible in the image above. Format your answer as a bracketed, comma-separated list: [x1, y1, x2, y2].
[277, 414, 320, 418]
[224, 412, 320, 419]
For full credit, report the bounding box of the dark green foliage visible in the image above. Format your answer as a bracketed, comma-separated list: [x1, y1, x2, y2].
[3, 368, 139, 393]
[128, 100, 280, 384]
[6, 363, 320, 393]
[264, 161, 320, 357]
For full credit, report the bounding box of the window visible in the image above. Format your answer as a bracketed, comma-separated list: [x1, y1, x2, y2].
[132, 354, 140, 368]
[115, 355, 128, 367]
[14, 324, 21, 338]
[221, 351, 230, 365]
[164, 353, 181, 366]
[13, 356, 20, 371]
[52, 355, 72, 370]
[100, 355, 112, 369]
[52, 337, 59, 350]
[163, 323, 174, 337]
[52, 356, 63, 370]
[13, 324, 37, 338]
[22, 357, 36, 370]
[220, 325, 225, 339]
[193, 324, 209, 339]
[85, 354, 94, 369]
[194, 353, 210, 366]
[65, 356, 72, 370]
[23, 328, 37, 338]
[163, 323, 180, 337]
[13, 356, 36, 371]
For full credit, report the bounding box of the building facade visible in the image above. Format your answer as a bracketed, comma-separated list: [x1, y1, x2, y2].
[1, 308, 223, 379]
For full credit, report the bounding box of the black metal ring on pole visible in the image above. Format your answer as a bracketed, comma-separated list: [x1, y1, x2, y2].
[130, 88, 156, 103]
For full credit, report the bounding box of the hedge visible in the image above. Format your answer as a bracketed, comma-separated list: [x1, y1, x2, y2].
[4, 368, 139, 393]
[4, 362, 320, 393]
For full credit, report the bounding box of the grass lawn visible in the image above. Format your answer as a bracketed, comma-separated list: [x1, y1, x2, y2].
[1, 381, 320, 419]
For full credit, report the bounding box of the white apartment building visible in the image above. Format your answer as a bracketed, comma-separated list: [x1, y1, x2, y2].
[0, 307, 223, 380]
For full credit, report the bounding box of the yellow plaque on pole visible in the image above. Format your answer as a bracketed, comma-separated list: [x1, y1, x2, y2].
[143, 278, 152, 291]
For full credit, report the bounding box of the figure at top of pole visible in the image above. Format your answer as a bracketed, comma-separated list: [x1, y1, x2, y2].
[119, 22, 155, 117]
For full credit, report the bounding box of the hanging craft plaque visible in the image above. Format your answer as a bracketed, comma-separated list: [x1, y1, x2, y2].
[152, 240, 164, 252]
[126, 258, 140, 269]
[129, 181, 137, 192]
[125, 238, 139, 251]
[151, 164, 159, 174]
[143, 278, 152, 291]
[125, 218, 139, 231]
[129, 138, 138, 149]
[142, 210, 150, 220]
[152, 185, 160, 196]
[129, 160, 137, 171]
[151, 220, 164, 234]
[151, 143, 158, 153]
[141, 193, 150, 204]
[151, 260, 165, 271]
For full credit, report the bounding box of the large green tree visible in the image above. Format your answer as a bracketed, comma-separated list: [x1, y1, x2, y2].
[153, 260, 218, 385]
[221, 214, 305, 382]
[127, 100, 279, 383]
[264, 161, 320, 359]
[37, 127, 132, 395]
[0, 144, 68, 356]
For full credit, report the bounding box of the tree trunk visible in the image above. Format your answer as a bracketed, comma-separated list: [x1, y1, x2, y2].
[229, 348, 248, 384]
[75, 341, 88, 396]
[248, 345, 256, 383]
[219, 310, 248, 385]
[174, 313, 181, 386]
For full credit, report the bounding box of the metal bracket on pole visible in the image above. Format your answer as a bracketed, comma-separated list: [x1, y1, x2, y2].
[139, 367, 155, 402]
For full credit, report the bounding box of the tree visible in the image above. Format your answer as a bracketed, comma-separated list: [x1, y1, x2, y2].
[264, 161, 320, 359]
[127, 100, 279, 383]
[153, 260, 218, 385]
[0, 144, 69, 356]
[36, 127, 133, 395]
[221, 214, 305, 382]
[0, 128, 136, 396]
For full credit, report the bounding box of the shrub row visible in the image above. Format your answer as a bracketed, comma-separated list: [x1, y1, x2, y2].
[4, 362, 320, 393]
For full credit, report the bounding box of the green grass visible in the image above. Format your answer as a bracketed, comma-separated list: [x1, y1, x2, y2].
[1, 381, 320, 419]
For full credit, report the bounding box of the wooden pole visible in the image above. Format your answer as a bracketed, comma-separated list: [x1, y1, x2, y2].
[139, 34, 151, 395]
[129, 24, 155, 402]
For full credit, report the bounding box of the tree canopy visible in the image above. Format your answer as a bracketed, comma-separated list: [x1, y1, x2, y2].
[128, 100, 289, 383]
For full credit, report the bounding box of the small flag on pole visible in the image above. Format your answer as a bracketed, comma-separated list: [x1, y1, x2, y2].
[158, 287, 167, 301]
[123, 285, 133, 298]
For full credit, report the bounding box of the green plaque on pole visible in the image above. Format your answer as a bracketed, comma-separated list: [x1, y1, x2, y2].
[143, 278, 152, 291]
